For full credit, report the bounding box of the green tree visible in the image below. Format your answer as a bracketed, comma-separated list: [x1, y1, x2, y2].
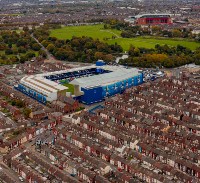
[32, 43, 41, 51]
[55, 48, 68, 60]
[16, 100, 24, 108]
[94, 52, 104, 60]
[38, 49, 47, 58]
[41, 40, 51, 48]
[46, 44, 55, 53]
[20, 56, 27, 63]
[5, 49, 13, 55]
[172, 29, 182, 37]
[26, 52, 36, 59]
[23, 108, 31, 118]
[133, 48, 140, 57]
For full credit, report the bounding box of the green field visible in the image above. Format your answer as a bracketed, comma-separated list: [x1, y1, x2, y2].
[107, 37, 200, 51]
[50, 24, 121, 40]
[50, 24, 200, 51]
[62, 83, 75, 94]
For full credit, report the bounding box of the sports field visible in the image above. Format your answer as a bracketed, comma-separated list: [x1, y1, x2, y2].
[50, 24, 121, 40]
[50, 24, 200, 51]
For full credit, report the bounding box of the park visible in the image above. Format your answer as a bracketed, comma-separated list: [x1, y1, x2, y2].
[50, 24, 200, 51]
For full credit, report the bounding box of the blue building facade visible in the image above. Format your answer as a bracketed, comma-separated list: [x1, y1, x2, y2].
[79, 86, 103, 104]
[79, 73, 143, 105]
[15, 84, 47, 104]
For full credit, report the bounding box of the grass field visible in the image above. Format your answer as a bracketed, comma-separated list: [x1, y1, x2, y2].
[50, 24, 200, 51]
[50, 24, 121, 40]
[62, 83, 75, 94]
[107, 37, 200, 51]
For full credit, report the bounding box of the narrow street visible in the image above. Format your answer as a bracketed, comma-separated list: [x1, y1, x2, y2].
[31, 34, 55, 62]
[0, 162, 21, 183]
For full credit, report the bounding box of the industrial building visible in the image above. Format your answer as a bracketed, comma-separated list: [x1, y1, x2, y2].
[124, 14, 172, 25]
[16, 62, 143, 105]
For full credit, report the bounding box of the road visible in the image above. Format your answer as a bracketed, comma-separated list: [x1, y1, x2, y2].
[0, 111, 17, 127]
[0, 162, 21, 183]
[31, 34, 55, 62]
[0, 152, 21, 182]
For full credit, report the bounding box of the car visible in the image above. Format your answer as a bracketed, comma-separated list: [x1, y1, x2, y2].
[19, 177, 24, 182]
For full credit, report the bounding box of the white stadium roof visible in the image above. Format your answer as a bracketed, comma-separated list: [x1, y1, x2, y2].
[21, 75, 67, 95]
[70, 66, 140, 88]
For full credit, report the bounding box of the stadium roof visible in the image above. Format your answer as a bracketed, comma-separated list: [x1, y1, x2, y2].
[135, 13, 171, 18]
[70, 66, 140, 88]
[20, 65, 96, 96]
[37, 65, 96, 77]
[21, 75, 67, 95]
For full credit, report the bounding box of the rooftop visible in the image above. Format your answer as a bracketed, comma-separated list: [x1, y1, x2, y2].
[70, 66, 140, 88]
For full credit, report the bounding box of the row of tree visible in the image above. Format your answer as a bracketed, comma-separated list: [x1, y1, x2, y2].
[119, 44, 200, 67]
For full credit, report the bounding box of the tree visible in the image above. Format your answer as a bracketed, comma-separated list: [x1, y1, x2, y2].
[172, 29, 182, 37]
[71, 39, 80, 47]
[46, 44, 55, 53]
[23, 108, 31, 118]
[133, 48, 140, 57]
[94, 52, 104, 60]
[23, 26, 29, 32]
[25, 52, 36, 59]
[41, 40, 51, 48]
[104, 54, 113, 62]
[38, 49, 47, 58]
[32, 43, 41, 51]
[55, 48, 68, 60]
[10, 56, 19, 63]
[151, 26, 162, 34]
[8, 43, 12, 48]
[16, 100, 24, 108]
[16, 39, 27, 47]
[128, 45, 135, 56]
[20, 56, 27, 63]
[5, 49, 13, 55]
[18, 46, 26, 53]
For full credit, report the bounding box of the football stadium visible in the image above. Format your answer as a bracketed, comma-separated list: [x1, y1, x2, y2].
[16, 61, 143, 105]
[124, 13, 172, 25]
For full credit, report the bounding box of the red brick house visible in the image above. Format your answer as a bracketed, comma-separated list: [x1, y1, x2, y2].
[0, 100, 8, 108]
[52, 96, 79, 114]
[48, 112, 63, 124]
[29, 110, 47, 120]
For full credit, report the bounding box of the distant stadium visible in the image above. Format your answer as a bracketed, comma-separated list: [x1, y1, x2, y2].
[16, 61, 143, 105]
[124, 13, 172, 25]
